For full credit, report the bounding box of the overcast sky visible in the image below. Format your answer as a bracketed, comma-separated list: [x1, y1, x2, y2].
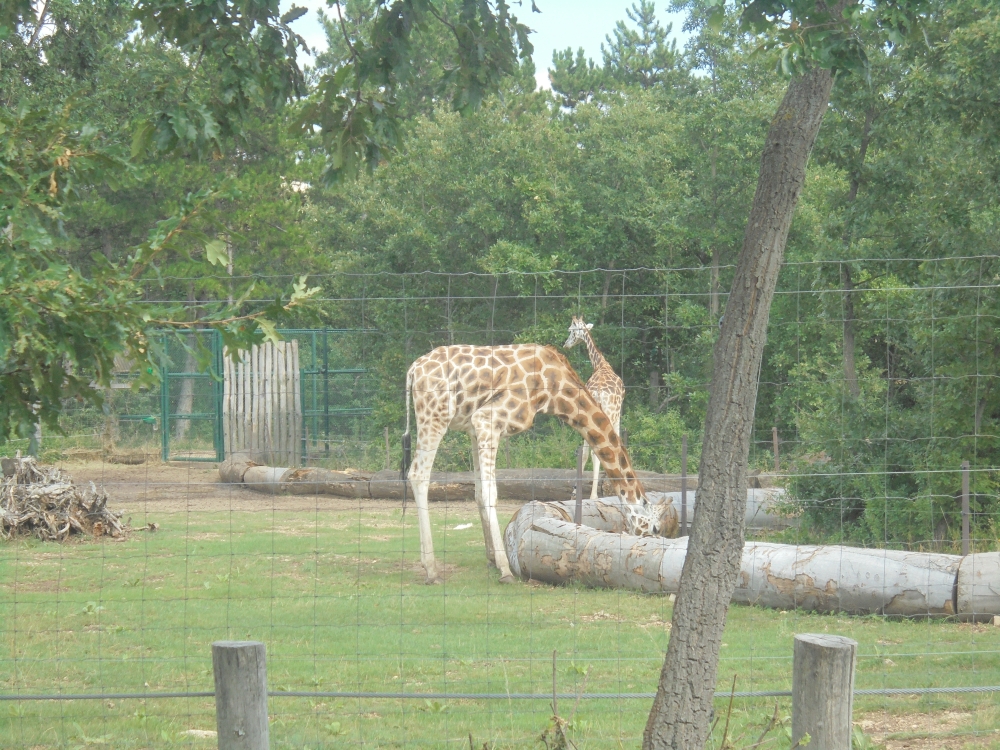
[281, 0, 688, 89]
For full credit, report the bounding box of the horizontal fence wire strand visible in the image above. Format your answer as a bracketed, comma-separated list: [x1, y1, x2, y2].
[4, 685, 1000, 701]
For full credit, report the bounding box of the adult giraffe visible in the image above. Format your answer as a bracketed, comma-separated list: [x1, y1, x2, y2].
[403, 344, 664, 583]
[564, 316, 625, 500]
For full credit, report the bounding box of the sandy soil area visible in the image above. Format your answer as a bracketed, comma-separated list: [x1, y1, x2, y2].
[858, 709, 1000, 748]
[59, 459, 518, 516]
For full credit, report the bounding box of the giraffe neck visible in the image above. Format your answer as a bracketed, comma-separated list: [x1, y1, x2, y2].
[556, 394, 636, 482]
[583, 330, 607, 370]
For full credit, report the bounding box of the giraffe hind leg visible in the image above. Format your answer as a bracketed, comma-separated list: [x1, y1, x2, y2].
[469, 436, 497, 567]
[409, 420, 448, 583]
[470, 410, 515, 583]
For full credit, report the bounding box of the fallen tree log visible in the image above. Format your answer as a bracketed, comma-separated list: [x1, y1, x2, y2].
[218, 458, 712, 502]
[220, 460, 604, 501]
[218, 459, 793, 530]
[956, 553, 1000, 622]
[502, 499, 997, 618]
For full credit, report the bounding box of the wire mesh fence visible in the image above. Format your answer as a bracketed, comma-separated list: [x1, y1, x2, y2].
[2, 259, 999, 748]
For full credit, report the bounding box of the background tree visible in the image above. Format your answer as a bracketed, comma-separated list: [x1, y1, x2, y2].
[603, 0, 685, 90]
[0, 0, 533, 445]
[642, 0, 934, 746]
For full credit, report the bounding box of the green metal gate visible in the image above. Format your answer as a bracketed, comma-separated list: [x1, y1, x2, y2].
[157, 331, 225, 463]
[155, 329, 372, 464]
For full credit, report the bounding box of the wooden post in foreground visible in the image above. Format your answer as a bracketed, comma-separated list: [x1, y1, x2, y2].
[213, 641, 269, 750]
[792, 634, 856, 750]
[772, 426, 780, 472]
[575, 446, 584, 525]
[962, 460, 970, 556]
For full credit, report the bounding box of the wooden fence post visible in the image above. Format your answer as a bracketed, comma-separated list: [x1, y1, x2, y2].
[962, 460, 970, 556]
[212, 640, 269, 750]
[772, 426, 780, 472]
[792, 634, 857, 750]
[680, 433, 688, 537]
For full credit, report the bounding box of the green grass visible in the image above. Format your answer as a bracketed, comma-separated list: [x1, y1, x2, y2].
[3, 500, 1000, 749]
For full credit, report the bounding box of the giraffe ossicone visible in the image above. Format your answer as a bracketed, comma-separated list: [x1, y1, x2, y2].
[403, 343, 667, 584]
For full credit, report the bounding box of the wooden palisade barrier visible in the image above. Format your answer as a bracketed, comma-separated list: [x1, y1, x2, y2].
[223, 341, 302, 466]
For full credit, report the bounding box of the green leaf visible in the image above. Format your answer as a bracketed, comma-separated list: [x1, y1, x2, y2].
[256, 318, 280, 345]
[204, 239, 228, 267]
[131, 121, 154, 159]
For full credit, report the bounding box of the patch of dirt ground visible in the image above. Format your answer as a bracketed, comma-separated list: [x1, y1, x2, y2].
[858, 710, 1000, 749]
[55, 460, 522, 518]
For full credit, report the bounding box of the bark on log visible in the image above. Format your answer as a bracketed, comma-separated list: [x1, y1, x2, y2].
[650, 488, 795, 531]
[955, 552, 1000, 622]
[504, 500, 964, 617]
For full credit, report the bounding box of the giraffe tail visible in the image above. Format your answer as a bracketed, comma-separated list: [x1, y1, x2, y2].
[403, 362, 415, 441]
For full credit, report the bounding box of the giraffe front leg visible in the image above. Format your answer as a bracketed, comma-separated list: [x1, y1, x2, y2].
[471, 415, 515, 583]
[587, 444, 601, 500]
[469, 438, 496, 567]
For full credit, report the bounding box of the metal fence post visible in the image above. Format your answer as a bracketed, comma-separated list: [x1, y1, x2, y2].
[212, 640, 269, 750]
[323, 329, 330, 458]
[792, 634, 857, 750]
[214, 330, 226, 462]
[575, 445, 584, 525]
[300, 365, 308, 465]
[962, 460, 971, 556]
[160, 339, 170, 463]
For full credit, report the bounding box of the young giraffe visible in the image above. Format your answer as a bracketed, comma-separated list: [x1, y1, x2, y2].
[564, 317, 626, 501]
[403, 344, 663, 584]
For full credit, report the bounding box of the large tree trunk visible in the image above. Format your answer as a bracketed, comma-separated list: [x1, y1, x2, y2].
[643, 65, 836, 749]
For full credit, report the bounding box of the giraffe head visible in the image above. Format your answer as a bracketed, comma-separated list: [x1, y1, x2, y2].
[608, 476, 672, 537]
[564, 316, 593, 349]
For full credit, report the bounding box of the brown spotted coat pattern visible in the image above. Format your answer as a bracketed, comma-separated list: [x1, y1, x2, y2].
[403, 344, 659, 583]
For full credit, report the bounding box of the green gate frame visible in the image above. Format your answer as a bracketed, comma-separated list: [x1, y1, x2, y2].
[159, 330, 225, 463]
[154, 329, 372, 463]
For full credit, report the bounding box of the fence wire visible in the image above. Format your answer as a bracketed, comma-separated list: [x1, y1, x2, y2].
[2, 261, 1000, 748]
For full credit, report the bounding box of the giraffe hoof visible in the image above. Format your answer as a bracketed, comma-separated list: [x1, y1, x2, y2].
[423, 576, 443, 585]
[499, 574, 516, 585]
